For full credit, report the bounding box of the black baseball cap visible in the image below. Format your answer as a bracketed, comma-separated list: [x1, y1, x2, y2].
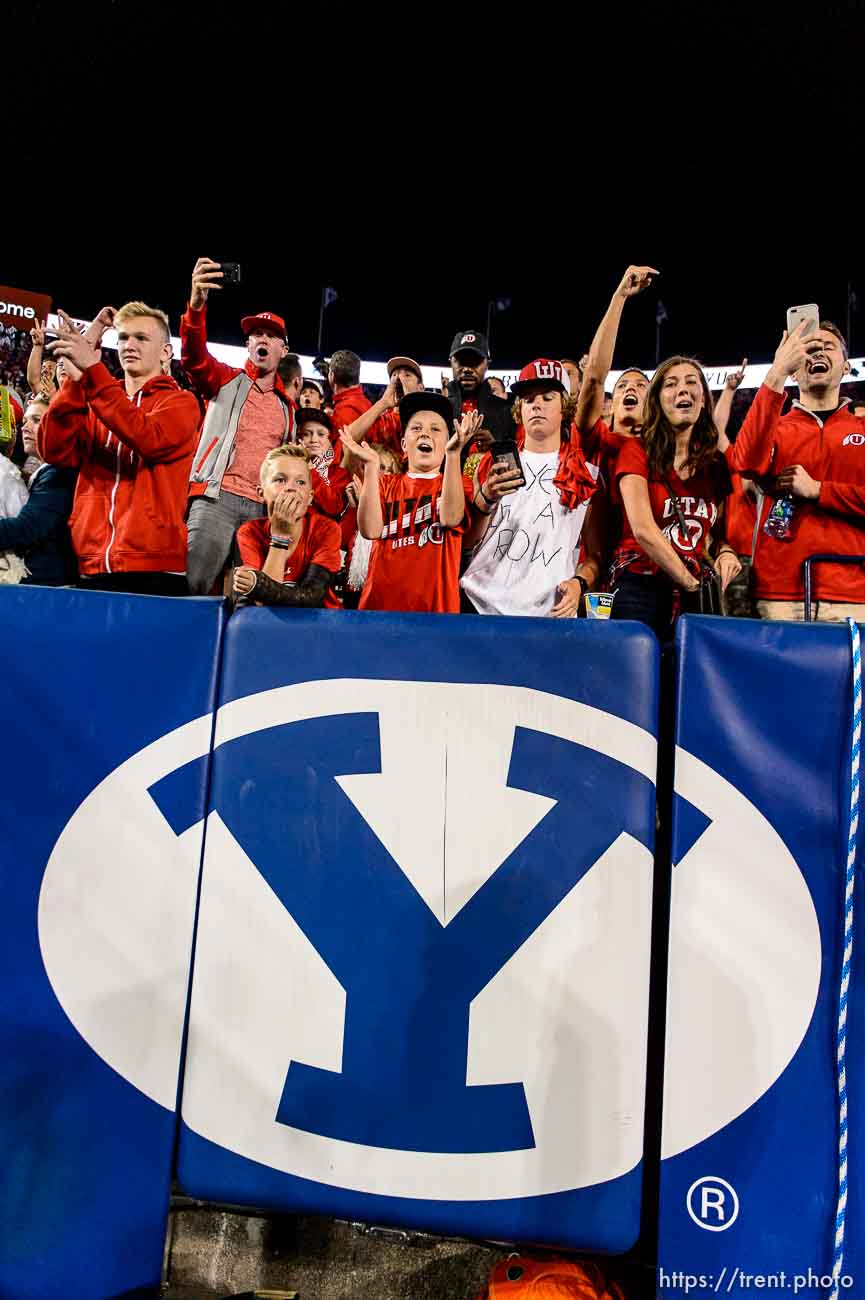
[399, 391, 455, 431]
[449, 329, 490, 360]
[296, 407, 333, 435]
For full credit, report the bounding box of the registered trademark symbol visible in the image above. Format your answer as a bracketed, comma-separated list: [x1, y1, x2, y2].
[686, 1175, 740, 1231]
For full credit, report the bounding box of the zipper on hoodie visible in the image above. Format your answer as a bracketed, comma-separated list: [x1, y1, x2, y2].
[104, 389, 143, 573]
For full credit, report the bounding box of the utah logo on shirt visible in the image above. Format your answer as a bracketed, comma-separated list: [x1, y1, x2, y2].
[661, 496, 717, 553]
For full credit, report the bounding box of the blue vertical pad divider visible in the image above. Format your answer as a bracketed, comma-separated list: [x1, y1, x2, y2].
[177, 608, 659, 1252]
[659, 615, 865, 1297]
[0, 587, 224, 1300]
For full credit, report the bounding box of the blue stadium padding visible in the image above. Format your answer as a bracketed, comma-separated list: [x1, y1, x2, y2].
[176, 609, 660, 1252]
[0, 587, 224, 1300]
[659, 615, 865, 1298]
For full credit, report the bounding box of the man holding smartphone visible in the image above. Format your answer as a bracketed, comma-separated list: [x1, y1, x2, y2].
[180, 256, 298, 594]
[731, 318, 865, 621]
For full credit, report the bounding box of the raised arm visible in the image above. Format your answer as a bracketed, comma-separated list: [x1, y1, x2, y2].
[713, 358, 747, 451]
[27, 320, 47, 395]
[37, 354, 91, 469]
[346, 378, 400, 445]
[52, 358, 199, 465]
[180, 258, 239, 398]
[575, 264, 659, 438]
[728, 325, 811, 474]
[441, 410, 483, 526]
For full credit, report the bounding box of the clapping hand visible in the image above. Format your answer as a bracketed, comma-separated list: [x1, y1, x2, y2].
[446, 409, 484, 453]
[47, 309, 100, 373]
[339, 421, 379, 466]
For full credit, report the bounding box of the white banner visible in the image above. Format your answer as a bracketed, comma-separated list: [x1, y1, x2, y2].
[47, 315, 865, 393]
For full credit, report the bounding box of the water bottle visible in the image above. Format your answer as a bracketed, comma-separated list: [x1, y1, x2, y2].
[763, 494, 795, 541]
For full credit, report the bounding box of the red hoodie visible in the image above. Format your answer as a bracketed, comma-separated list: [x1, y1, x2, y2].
[38, 363, 199, 576]
[730, 384, 865, 602]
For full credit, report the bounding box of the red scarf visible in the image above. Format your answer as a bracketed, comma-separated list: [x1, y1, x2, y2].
[515, 425, 597, 511]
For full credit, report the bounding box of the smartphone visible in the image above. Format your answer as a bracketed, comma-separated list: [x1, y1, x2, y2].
[220, 262, 242, 286]
[786, 303, 819, 337]
[490, 439, 526, 488]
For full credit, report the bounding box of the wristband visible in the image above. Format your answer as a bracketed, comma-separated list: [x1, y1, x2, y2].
[474, 494, 492, 516]
[269, 537, 292, 550]
[573, 574, 588, 596]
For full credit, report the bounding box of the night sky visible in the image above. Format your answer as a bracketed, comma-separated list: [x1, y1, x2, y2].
[8, 0, 865, 370]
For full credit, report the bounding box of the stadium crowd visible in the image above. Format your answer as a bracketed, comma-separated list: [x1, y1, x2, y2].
[3, 260, 865, 631]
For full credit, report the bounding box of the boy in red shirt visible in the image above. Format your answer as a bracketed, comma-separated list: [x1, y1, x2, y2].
[232, 445, 342, 607]
[339, 393, 481, 613]
[296, 408, 350, 519]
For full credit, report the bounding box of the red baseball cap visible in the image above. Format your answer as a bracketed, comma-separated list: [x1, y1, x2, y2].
[240, 311, 287, 340]
[510, 359, 568, 397]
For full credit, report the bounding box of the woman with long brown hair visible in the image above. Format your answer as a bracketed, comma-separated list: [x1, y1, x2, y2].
[610, 356, 741, 636]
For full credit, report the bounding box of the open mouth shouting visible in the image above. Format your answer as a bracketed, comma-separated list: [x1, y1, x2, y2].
[807, 356, 830, 376]
[416, 438, 434, 453]
[622, 392, 639, 409]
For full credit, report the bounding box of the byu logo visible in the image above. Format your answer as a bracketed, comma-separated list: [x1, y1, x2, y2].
[36, 679, 820, 1201]
[662, 746, 820, 1159]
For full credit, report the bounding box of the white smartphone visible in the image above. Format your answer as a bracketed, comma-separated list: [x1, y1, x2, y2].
[786, 303, 819, 337]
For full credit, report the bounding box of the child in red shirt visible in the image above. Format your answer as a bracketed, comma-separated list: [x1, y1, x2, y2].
[296, 407, 351, 519]
[340, 393, 481, 613]
[232, 444, 342, 607]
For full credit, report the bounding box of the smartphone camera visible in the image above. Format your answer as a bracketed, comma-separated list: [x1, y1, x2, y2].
[491, 439, 526, 488]
[220, 262, 242, 286]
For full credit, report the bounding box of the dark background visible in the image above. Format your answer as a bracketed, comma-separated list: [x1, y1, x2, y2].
[7, 0, 865, 369]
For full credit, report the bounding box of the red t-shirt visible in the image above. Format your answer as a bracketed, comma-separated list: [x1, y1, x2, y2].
[221, 384, 288, 502]
[359, 471, 473, 613]
[613, 438, 731, 576]
[579, 417, 628, 479]
[236, 511, 343, 608]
